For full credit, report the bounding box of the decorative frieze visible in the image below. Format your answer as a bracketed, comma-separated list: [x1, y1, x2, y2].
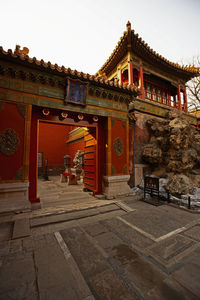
[0, 64, 65, 88]
[88, 84, 131, 104]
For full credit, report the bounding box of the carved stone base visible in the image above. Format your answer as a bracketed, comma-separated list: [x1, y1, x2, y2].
[103, 175, 131, 199]
[134, 164, 148, 186]
[0, 182, 31, 213]
[31, 202, 41, 210]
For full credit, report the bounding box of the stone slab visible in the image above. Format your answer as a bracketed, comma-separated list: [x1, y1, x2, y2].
[183, 224, 200, 241]
[0, 241, 10, 257]
[121, 204, 199, 239]
[94, 232, 122, 252]
[83, 222, 107, 237]
[54, 232, 94, 300]
[122, 255, 167, 299]
[103, 218, 154, 250]
[34, 233, 89, 300]
[89, 269, 134, 300]
[160, 277, 197, 300]
[107, 241, 168, 300]
[147, 234, 196, 267]
[172, 262, 200, 298]
[61, 226, 110, 278]
[110, 243, 139, 266]
[12, 218, 30, 239]
[0, 222, 13, 242]
[0, 252, 37, 299]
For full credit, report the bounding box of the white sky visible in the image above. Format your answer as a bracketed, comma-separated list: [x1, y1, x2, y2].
[1, 0, 200, 75]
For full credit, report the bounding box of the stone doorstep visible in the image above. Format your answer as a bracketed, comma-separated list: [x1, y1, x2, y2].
[31, 200, 116, 217]
[30, 204, 120, 228]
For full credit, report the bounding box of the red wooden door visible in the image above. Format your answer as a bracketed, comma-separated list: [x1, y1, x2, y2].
[83, 128, 97, 193]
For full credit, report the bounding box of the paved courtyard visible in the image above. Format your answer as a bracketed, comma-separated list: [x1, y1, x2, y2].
[0, 197, 200, 299]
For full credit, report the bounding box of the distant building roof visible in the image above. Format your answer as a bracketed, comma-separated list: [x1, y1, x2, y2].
[97, 21, 200, 82]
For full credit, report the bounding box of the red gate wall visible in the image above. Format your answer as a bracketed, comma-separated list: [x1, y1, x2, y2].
[29, 106, 104, 203]
[0, 102, 25, 181]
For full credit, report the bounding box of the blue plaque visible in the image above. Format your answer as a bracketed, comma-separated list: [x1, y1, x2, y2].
[65, 78, 88, 106]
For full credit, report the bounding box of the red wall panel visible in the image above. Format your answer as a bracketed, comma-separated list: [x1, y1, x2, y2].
[38, 122, 72, 166]
[38, 122, 86, 167]
[129, 125, 134, 173]
[111, 119, 127, 175]
[0, 102, 25, 181]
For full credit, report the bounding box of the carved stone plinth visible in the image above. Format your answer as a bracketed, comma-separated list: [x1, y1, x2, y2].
[0, 182, 30, 213]
[134, 164, 148, 186]
[103, 175, 131, 199]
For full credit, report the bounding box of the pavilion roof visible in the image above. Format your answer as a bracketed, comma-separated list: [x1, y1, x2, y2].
[0, 45, 139, 96]
[97, 21, 200, 82]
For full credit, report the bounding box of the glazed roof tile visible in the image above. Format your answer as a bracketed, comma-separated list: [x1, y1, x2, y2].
[97, 22, 200, 80]
[0, 45, 139, 95]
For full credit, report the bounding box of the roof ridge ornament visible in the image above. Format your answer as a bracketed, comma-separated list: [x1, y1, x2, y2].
[14, 45, 29, 57]
[126, 21, 131, 32]
[126, 21, 132, 50]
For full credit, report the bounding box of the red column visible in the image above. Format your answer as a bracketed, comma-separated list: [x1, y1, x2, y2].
[118, 69, 123, 85]
[183, 87, 188, 113]
[167, 90, 171, 107]
[138, 66, 145, 99]
[29, 110, 40, 204]
[128, 61, 134, 85]
[177, 84, 181, 110]
[173, 95, 176, 108]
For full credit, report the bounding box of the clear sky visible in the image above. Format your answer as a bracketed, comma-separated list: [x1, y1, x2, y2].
[1, 0, 200, 75]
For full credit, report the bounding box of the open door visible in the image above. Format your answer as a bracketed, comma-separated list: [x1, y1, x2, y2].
[83, 128, 97, 193]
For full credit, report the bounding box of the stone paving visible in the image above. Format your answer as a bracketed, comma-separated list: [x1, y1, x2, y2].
[0, 194, 200, 299]
[0, 176, 116, 225]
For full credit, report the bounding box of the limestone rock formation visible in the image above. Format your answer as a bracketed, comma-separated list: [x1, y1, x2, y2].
[143, 144, 162, 164]
[142, 110, 200, 195]
[165, 174, 194, 195]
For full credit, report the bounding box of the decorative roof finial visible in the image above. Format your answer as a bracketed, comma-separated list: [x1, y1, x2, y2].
[14, 45, 29, 57]
[126, 21, 131, 32]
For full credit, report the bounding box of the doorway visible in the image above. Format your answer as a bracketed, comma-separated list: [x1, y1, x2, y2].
[37, 121, 98, 208]
[29, 106, 105, 208]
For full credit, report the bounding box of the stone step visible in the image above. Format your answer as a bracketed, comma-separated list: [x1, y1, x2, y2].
[39, 187, 86, 196]
[40, 196, 93, 207]
[30, 204, 120, 228]
[39, 191, 86, 201]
